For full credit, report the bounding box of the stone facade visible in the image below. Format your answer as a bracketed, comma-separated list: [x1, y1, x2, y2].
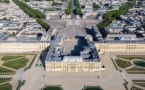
[45, 61, 101, 72]
[0, 41, 50, 53]
[95, 41, 145, 52]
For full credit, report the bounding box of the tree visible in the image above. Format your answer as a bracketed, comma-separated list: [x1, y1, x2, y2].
[76, 7, 82, 15]
[100, 1, 135, 28]
[65, 0, 72, 15]
[75, 0, 80, 7]
[13, 0, 46, 19]
[75, 0, 82, 15]
[23, 7, 37, 18]
[97, 18, 114, 29]
[33, 9, 46, 19]
[13, 0, 50, 32]
[36, 19, 50, 31]
[103, 10, 117, 19]
[93, 3, 100, 9]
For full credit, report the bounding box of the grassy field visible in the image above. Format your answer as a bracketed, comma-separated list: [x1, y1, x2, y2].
[115, 59, 132, 68]
[3, 58, 29, 70]
[82, 86, 103, 90]
[1, 56, 24, 61]
[117, 55, 145, 60]
[0, 78, 12, 83]
[0, 67, 15, 73]
[0, 83, 12, 90]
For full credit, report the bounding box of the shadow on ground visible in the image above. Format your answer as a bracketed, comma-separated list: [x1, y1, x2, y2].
[71, 39, 87, 56]
[39, 47, 49, 68]
[85, 27, 97, 41]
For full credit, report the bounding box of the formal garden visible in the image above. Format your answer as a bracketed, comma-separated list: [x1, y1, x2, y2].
[131, 86, 143, 90]
[115, 59, 132, 68]
[3, 58, 28, 70]
[0, 54, 36, 90]
[41, 85, 104, 90]
[112, 55, 145, 90]
[41, 85, 63, 90]
[0, 66, 15, 75]
[0, 55, 36, 74]
[132, 80, 145, 88]
[116, 55, 145, 61]
[0, 83, 12, 90]
[126, 67, 145, 74]
[113, 55, 145, 74]
[82, 86, 103, 90]
[1, 56, 24, 61]
[0, 78, 12, 84]
[0, 78, 12, 90]
[1, 55, 29, 70]
[133, 61, 145, 67]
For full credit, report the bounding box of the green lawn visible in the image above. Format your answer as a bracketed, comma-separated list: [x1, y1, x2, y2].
[0, 78, 12, 83]
[1, 56, 24, 61]
[83, 86, 103, 90]
[0, 67, 15, 73]
[115, 59, 132, 68]
[3, 58, 28, 70]
[0, 83, 12, 90]
[43, 86, 62, 90]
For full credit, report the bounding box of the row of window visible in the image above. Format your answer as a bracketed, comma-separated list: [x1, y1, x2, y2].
[46, 69, 99, 72]
[46, 65, 100, 69]
[99, 46, 145, 49]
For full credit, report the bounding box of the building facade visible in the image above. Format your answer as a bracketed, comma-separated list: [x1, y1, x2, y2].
[45, 45, 101, 72]
[45, 61, 101, 72]
[95, 41, 145, 52]
[0, 41, 50, 53]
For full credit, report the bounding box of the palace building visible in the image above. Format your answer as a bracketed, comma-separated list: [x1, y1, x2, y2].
[0, 41, 50, 53]
[45, 56, 101, 72]
[95, 40, 145, 52]
[45, 39, 102, 72]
